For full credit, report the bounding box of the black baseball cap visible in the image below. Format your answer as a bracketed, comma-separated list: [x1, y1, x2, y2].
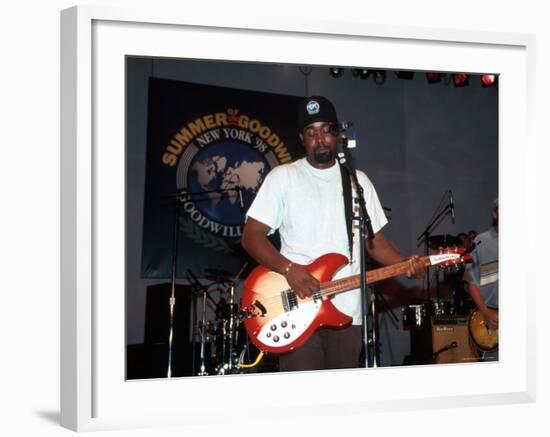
[296, 96, 338, 131]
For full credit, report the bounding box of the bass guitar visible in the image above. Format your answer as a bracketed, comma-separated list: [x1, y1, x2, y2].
[241, 248, 471, 354]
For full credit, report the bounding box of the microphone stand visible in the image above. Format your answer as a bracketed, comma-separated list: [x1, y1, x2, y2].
[415, 199, 453, 299]
[337, 135, 376, 368]
[161, 184, 244, 377]
[166, 186, 242, 204]
[166, 200, 181, 378]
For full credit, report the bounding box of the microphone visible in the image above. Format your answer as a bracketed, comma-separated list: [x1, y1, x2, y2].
[449, 190, 455, 224]
[331, 121, 354, 135]
[339, 121, 353, 131]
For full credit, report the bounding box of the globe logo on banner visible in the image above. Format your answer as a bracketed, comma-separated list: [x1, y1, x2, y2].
[188, 142, 266, 225]
[164, 108, 292, 251]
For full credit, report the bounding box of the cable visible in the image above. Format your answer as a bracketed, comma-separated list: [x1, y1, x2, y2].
[236, 350, 265, 368]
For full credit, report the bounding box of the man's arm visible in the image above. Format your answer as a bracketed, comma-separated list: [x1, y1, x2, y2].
[241, 217, 319, 299]
[366, 231, 425, 278]
[463, 241, 498, 330]
[468, 283, 498, 329]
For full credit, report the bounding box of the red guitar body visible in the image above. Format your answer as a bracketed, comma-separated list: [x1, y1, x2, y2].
[241, 253, 352, 354]
[241, 247, 470, 355]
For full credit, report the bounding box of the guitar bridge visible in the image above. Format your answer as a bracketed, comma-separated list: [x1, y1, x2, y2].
[281, 289, 298, 312]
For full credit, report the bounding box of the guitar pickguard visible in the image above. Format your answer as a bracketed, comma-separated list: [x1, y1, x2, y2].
[256, 300, 322, 350]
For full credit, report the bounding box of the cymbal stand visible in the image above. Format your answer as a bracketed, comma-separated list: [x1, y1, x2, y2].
[187, 268, 217, 376]
[190, 286, 197, 376]
[216, 261, 248, 375]
[223, 285, 235, 373]
[166, 200, 182, 378]
[198, 287, 209, 376]
[366, 286, 401, 367]
[228, 261, 248, 372]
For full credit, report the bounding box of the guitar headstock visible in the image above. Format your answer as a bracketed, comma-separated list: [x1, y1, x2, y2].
[429, 246, 472, 268]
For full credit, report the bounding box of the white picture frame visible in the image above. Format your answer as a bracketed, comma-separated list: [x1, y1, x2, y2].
[61, 5, 536, 432]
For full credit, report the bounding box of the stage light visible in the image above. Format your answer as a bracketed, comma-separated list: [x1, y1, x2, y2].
[426, 72, 442, 84]
[352, 68, 370, 80]
[329, 67, 344, 78]
[351, 68, 386, 84]
[370, 70, 387, 85]
[481, 74, 497, 87]
[396, 71, 415, 80]
[452, 73, 469, 87]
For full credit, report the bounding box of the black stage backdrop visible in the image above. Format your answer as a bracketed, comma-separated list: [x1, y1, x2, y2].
[141, 78, 304, 279]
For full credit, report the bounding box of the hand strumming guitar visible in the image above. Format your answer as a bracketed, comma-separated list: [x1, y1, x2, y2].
[283, 262, 320, 299]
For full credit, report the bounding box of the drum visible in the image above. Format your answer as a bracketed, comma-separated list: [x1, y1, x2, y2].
[442, 263, 465, 277]
[402, 304, 428, 329]
[429, 300, 453, 317]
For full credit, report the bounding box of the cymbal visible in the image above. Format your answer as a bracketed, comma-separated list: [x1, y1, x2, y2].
[428, 234, 462, 248]
[204, 268, 232, 278]
[205, 275, 235, 285]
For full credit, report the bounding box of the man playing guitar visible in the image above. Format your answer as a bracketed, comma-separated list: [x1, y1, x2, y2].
[241, 96, 425, 372]
[464, 199, 499, 360]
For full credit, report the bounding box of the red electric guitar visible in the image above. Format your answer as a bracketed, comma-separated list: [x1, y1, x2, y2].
[241, 248, 471, 354]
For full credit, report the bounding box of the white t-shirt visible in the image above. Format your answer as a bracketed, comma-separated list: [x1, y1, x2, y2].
[246, 157, 388, 324]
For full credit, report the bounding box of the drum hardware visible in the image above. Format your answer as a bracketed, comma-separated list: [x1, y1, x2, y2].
[402, 299, 454, 329]
[402, 304, 428, 329]
[161, 187, 247, 377]
[188, 259, 251, 376]
[430, 300, 452, 317]
[427, 234, 462, 250]
[205, 267, 233, 278]
[186, 268, 219, 376]
[205, 275, 236, 286]
[215, 260, 250, 375]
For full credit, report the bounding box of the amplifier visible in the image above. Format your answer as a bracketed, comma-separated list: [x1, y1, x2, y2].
[431, 316, 479, 364]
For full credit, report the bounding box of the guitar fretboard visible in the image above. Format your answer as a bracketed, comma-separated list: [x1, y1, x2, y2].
[318, 256, 432, 298]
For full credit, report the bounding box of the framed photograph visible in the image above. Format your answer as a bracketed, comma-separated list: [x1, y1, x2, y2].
[61, 5, 536, 432]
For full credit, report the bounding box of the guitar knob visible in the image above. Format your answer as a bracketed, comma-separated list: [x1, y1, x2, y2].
[270, 324, 277, 331]
[273, 335, 280, 342]
[281, 321, 287, 328]
[284, 332, 290, 339]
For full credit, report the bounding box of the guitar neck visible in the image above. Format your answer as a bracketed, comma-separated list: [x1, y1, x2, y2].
[320, 256, 432, 298]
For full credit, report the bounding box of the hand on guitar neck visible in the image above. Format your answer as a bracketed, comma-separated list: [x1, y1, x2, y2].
[364, 231, 424, 279]
[284, 253, 424, 300]
[403, 255, 425, 279]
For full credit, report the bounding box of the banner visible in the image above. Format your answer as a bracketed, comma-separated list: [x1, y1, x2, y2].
[140, 78, 304, 278]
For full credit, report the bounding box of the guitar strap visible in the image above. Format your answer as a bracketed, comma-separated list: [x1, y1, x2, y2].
[339, 162, 354, 262]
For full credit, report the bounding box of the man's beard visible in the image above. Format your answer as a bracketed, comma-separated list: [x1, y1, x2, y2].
[313, 145, 335, 163]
